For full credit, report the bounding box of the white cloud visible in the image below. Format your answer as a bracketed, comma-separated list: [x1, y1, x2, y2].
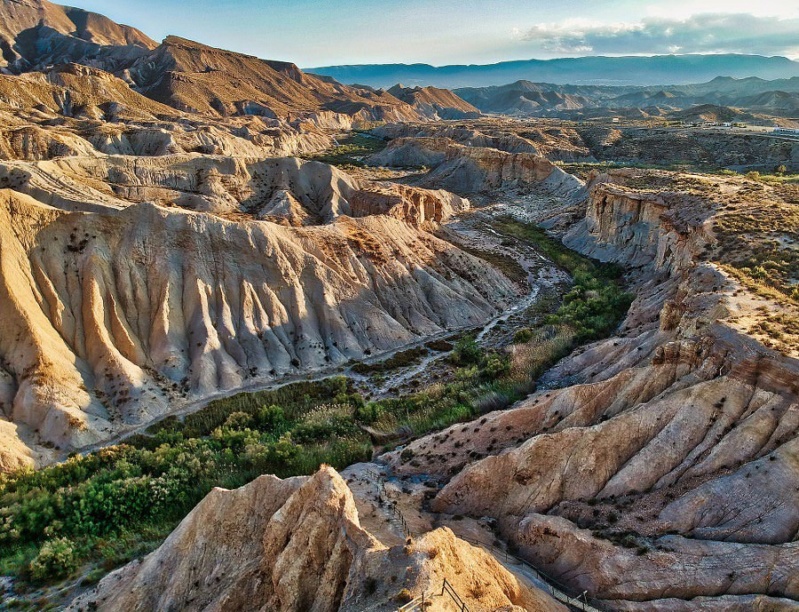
[517, 13, 799, 58]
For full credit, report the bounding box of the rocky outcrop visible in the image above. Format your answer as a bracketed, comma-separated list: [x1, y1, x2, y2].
[0, 154, 469, 226]
[564, 177, 714, 272]
[513, 514, 799, 602]
[69, 467, 562, 611]
[370, 137, 587, 201]
[372, 122, 594, 160]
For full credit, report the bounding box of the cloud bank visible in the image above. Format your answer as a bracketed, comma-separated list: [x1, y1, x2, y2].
[516, 13, 799, 58]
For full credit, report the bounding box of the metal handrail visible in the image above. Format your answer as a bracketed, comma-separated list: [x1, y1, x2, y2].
[458, 535, 604, 612]
[441, 578, 469, 612]
[396, 594, 426, 611]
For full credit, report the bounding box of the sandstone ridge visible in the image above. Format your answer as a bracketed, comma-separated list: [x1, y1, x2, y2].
[69, 466, 564, 611]
[0, 184, 516, 469]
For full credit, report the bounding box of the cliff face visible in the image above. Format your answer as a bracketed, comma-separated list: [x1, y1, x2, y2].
[0, 183, 514, 468]
[69, 467, 563, 612]
[378, 169, 799, 609]
[563, 175, 713, 273]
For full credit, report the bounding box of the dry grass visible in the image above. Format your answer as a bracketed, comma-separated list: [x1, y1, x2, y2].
[509, 325, 575, 384]
[710, 185, 799, 354]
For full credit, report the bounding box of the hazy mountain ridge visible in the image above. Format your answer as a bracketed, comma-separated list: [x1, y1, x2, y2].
[453, 77, 799, 119]
[309, 54, 799, 89]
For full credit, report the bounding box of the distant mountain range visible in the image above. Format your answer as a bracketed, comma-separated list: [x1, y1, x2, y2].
[308, 55, 799, 89]
[453, 76, 799, 120]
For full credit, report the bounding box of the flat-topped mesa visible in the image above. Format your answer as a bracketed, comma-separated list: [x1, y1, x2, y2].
[68, 466, 563, 611]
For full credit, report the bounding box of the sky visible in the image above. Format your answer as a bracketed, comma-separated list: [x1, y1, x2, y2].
[72, 0, 799, 67]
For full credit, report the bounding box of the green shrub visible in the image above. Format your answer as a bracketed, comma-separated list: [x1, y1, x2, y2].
[450, 336, 482, 366]
[513, 328, 534, 343]
[30, 538, 78, 581]
[355, 402, 383, 424]
[223, 411, 253, 430]
[482, 353, 510, 379]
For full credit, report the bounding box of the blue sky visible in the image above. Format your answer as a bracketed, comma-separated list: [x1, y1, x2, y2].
[73, 0, 799, 66]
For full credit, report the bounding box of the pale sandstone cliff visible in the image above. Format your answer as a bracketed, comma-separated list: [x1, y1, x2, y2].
[379, 171, 799, 609]
[0, 178, 515, 468]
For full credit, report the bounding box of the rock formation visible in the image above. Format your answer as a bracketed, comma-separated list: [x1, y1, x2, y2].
[0, 179, 515, 467]
[386, 84, 481, 120]
[370, 137, 587, 200]
[68, 466, 564, 611]
[377, 168, 799, 609]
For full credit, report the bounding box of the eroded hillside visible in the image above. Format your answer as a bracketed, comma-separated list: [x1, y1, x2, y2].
[34, 145, 799, 611]
[374, 165, 799, 609]
[2, 1, 799, 610]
